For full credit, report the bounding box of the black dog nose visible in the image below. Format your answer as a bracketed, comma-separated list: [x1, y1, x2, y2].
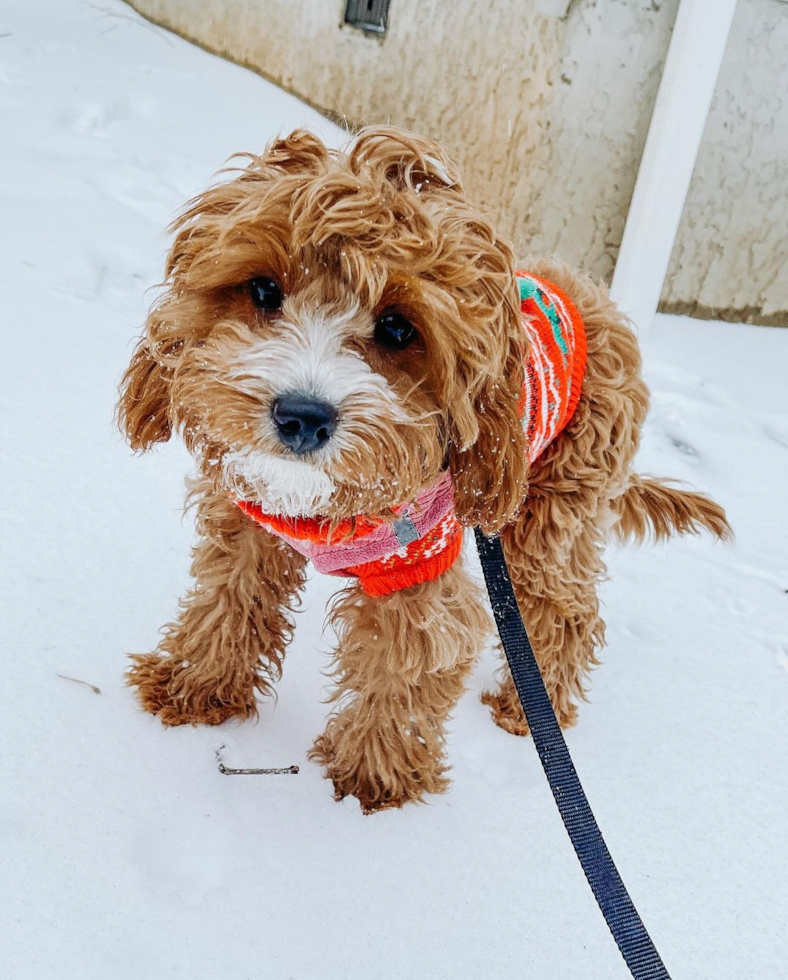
[272, 394, 338, 454]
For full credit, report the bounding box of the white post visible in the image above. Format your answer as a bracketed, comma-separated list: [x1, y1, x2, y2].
[610, 0, 738, 336]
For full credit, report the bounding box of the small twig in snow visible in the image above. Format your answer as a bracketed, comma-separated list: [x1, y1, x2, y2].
[215, 745, 298, 776]
[57, 674, 102, 695]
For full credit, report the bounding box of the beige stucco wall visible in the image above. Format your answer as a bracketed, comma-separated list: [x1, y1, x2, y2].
[128, 0, 788, 325]
[662, 0, 788, 325]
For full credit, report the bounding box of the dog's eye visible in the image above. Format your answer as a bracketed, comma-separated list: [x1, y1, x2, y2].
[249, 277, 283, 312]
[374, 311, 418, 350]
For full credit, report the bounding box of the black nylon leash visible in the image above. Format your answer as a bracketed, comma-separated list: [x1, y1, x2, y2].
[474, 528, 672, 980]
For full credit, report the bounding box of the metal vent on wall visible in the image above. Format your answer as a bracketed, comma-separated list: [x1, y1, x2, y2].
[344, 0, 391, 34]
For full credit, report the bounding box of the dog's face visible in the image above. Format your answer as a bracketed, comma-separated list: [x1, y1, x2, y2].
[119, 128, 526, 530]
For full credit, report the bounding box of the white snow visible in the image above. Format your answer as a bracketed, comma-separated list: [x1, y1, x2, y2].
[1, 3, 786, 979]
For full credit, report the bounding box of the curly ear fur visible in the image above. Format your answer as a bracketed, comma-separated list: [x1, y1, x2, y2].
[448, 324, 528, 533]
[117, 337, 173, 450]
[436, 213, 527, 533]
[117, 271, 194, 451]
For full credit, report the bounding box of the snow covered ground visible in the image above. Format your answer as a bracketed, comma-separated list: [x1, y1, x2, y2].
[1, 2, 786, 978]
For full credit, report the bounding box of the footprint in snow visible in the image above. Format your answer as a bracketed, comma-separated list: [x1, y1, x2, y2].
[667, 433, 701, 461]
[55, 96, 156, 137]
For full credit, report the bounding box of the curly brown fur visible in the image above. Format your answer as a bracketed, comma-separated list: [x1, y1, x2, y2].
[118, 127, 729, 808]
[117, 127, 525, 526]
[612, 475, 733, 544]
[482, 257, 731, 736]
[309, 560, 490, 812]
[127, 478, 307, 726]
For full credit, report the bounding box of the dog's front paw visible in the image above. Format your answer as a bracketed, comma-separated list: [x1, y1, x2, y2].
[309, 729, 449, 814]
[126, 653, 257, 727]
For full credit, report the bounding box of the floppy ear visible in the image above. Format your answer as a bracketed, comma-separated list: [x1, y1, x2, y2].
[447, 299, 528, 534]
[117, 328, 174, 451]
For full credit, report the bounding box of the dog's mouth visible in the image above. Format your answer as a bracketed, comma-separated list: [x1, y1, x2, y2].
[222, 449, 336, 517]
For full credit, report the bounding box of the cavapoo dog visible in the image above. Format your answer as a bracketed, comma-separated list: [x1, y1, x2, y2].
[119, 126, 729, 813]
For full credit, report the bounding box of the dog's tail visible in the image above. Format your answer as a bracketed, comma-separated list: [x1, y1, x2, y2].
[611, 476, 732, 544]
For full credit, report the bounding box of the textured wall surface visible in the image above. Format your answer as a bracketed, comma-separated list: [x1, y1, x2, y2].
[129, 0, 787, 324]
[662, 0, 788, 324]
[522, 0, 679, 282]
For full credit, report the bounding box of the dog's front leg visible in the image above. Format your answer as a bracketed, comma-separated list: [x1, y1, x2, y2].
[310, 559, 490, 812]
[127, 483, 306, 726]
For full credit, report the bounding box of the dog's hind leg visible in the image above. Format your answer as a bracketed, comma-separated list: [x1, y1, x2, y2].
[127, 479, 306, 726]
[484, 475, 730, 736]
[310, 559, 490, 812]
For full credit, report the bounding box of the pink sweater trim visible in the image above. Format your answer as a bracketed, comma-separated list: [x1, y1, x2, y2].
[262, 470, 455, 575]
